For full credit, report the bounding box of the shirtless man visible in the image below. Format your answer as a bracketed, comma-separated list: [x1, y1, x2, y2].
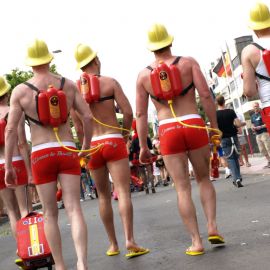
[242, 2, 270, 134]
[136, 24, 224, 255]
[5, 39, 93, 270]
[73, 43, 149, 258]
[0, 76, 32, 238]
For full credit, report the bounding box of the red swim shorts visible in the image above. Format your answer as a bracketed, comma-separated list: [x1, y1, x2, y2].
[31, 142, 80, 185]
[158, 115, 209, 155]
[0, 156, 28, 190]
[88, 134, 128, 170]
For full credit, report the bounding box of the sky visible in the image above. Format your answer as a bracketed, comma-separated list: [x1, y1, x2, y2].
[0, 0, 268, 114]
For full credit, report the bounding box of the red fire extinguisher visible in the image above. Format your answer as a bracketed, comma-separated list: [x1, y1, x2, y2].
[210, 135, 220, 179]
[263, 50, 270, 76]
[38, 86, 68, 128]
[150, 61, 182, 100]
[210, 151, 219, 179]
[78, 72, 100, 103]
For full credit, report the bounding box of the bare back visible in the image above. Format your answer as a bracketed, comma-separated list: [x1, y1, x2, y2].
[89, 76, 132, 137]
[138, 56, 204, 120]
[11, 73, 78, 146]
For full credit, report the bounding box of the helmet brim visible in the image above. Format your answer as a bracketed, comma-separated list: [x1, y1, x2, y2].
[248, 18, 270, 30]
[25, 53, 54, 67]
[147, 35, 174, 52]
[76, 52, 97, 70]
[0, 83, 11, 97]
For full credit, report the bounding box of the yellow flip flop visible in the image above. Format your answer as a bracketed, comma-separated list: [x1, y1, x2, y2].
[125, 247, 150, 258]
[208, 235, 225, 245]
[15, 258, 25, 269]
[106, 250, 120, 256]
[185, 247, 204, 256]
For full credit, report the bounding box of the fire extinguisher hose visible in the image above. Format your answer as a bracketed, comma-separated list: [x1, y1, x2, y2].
[53, 127, 103, 155]
[93, 116, 131, 137]
[168, 100, 222, 140]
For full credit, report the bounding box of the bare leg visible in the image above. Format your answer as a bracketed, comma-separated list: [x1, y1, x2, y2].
[14, 185, 32, 217]
[163, 153, 203, 252]
[59, 174, 88, 270]
[0, 188, 20, 238]
[107, 158, 142, 250]
[91, 167, 119, 253]
[188, 145, 221, 237]
[36, 181, 66, 270]
[241, 145, 250, 165]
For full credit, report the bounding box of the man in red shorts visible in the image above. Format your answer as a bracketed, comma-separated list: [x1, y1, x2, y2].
[5, 39, 93, 270]
[0, 75, 32, 239]
[136, 24, 224, 255]
[73, 43, 149, 258]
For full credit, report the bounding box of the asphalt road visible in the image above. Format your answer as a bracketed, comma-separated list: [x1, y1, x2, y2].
[0, 173, 270, 270]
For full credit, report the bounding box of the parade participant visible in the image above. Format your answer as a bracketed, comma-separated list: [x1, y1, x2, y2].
[136, 23, 224, 256]
[129, 120, 156, 194]
[0, 76, 32, 238]
[73, 43, 149, 258]
[5, 39, 92, 270]
[251, 102, 270, 168]
[242, 2, 270, 133]
[216, 95, 245, 188]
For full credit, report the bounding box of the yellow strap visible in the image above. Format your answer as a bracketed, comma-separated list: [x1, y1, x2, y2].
[93, 116, 131, 137]
[168, 100, 222, 137]
[53, 128, 102, 153]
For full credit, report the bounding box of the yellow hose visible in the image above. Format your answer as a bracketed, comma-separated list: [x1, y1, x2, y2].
[168, 100, 222, 139]
[93, 116, 131, 137]
[53, 127, 103, 154]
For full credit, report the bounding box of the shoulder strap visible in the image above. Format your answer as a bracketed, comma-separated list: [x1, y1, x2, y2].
[98, 95, 114, 102]
[171, 56, 181, 65]
[25, 114, 43, 126]
[146, 66, 153, 71]
[251, 42, 265, 51]
[23, 82, 44, 126]
[180, 82, 194, 96]
[23, 82, 40, 92]
[4, 112, 9, 121]
[255, 72, 270, 81]
[59, 77, 65, 90]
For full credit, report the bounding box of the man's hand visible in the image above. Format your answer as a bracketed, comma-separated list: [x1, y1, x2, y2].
[5, 167, 17, 188]
[139, 147, 152, 164]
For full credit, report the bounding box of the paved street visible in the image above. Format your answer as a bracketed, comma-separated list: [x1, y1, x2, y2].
[0, 156, 270, 270]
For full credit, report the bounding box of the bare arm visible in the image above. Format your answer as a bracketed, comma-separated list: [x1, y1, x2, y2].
[72, 84, 93, 151]
[233, 118, 246, 128]
[70, 108, 84, 145]
[5, 88, 24, 186]
[17, 114, 32, 183]
[136, 73, 150, 149]
[241, 46, 258, 97]
[191, 58, 218, 130]
[113, 79, 133, 137]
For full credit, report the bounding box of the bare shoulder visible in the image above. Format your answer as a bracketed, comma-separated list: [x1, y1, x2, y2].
[181, 56, 198, 66]
[242, 44, 257, 58]
[11, 83, 30, 100]
[101, 75, 122, 89]
[63, 77, 76, 88]
[137, 67, 151, 82]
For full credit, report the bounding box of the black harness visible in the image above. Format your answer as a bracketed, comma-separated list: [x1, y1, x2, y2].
[24, 77, 66, 126]
[146, 56, 194, 103]
[252, 42, 270, 81]
[98, 95, 114, 102]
